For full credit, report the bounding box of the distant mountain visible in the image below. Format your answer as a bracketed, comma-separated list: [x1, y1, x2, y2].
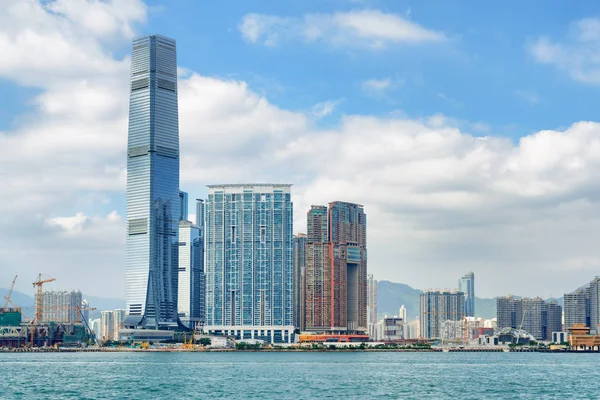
[377, 280, 422, 320]
[0, 288, 125, 320]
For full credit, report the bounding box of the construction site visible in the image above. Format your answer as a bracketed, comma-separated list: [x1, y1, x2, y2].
[0, 274, 95, 348]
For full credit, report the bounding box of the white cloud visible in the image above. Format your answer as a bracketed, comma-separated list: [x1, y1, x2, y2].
[514, 90, 539, 104]
[529, 17, 600, 84]
[2, 1, 600, 301]
[239, 10, 446, 48]
[311, 99, 343, 119]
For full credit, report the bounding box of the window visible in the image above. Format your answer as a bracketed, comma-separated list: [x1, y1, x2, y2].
[231, 226, 236, 243]
[260, 226, 266, 243]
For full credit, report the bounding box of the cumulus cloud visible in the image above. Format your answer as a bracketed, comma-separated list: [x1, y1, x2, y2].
[2, 1, 600, 301]
[529, 17, 600, 84]
[239, 10, 446, 48]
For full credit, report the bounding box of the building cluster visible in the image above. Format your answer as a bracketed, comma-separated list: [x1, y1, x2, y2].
[122, 35, 368, 343]
[496, 296, 562, 341]
[415, 272, 476, 339]
[89, 309, 126, 342]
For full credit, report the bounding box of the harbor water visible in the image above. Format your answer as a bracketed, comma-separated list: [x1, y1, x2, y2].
[1, 351, 598, 399]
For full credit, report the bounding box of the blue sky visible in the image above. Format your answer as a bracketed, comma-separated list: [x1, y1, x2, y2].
[137, 0, 600, 136]
[2, 0, 600, 299]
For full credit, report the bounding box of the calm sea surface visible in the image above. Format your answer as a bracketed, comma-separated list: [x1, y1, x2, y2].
[1, 351, 598, 399]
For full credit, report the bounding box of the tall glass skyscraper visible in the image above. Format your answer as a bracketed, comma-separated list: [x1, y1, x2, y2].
[125, 35, 180, 329]
[458, 272, 475, 317]
[204, 184, 294, 343]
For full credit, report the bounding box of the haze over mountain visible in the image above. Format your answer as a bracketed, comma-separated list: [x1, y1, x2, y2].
[376, 281, 564, 321]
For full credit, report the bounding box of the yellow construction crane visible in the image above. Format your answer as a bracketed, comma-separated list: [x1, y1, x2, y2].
[32, 273, 55, 323]
[2, 275, 17, 311]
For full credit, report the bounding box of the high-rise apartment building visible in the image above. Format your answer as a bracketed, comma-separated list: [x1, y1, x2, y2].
[101, 310, 114, 341]
[177, 220, 204, 329]
[179, 191, 188, 221]
[40, 290, 83, 323]
[125, 35, 180, 330]
[293, 233, 307, 331]
[420, 290, 465, 339]
[304, 202, 367, 333]
[100, 309, 126, 342]
[564, 277, 600, 334]
[204, 184, 294, 343]
[496, 296, 562, 340]
[399, 305, 407, 324]
[458, 272, 475, 317]
[367, 274, 377, 338]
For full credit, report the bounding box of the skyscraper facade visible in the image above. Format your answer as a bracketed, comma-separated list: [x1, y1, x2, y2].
[293, 233, 307, 331]
[179, 191, 188, 221]
[564, 277, 600, 334]
[204, 184, 294, 343]
[177, 220, 204, 329]
[125, 34, 180, 329]
[458, 272, 475, 317]
[367, 274, 377, 338]
[304, 202, 367, 333]
[420, 290, 465, 339]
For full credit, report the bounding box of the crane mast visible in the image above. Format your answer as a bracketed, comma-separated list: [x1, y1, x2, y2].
[2, 275, 17, 311]
[32, 273, 56, 323]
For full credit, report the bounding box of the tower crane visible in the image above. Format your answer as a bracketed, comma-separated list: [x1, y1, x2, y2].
[2, 275, 17, 311]
[32, 273, 55, 323]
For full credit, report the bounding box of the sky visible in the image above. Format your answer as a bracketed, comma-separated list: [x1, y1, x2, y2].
[1, 0, 600, 301]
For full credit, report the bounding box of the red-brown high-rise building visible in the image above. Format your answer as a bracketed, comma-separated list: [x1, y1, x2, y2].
[304, 202, 367, 333]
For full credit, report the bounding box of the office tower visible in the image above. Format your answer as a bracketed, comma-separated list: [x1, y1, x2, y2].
[564, 277, 600, 334]
[179, 191, 188, 221]
[125, 34, 180, 330]
[177, 220, 204, 329]
[293, 233, 307, 331]
[420, 290, 465, 339]
[40, 290, 83, 323]
[367, 274, 377, 338]
[458, 272, 475, 317]
[195, 199, 205, 231]
[399, 305, 407, 323]
[305, 202, 367, 333]
[496, 296, 562, 340]
[204, 184, 294, 343]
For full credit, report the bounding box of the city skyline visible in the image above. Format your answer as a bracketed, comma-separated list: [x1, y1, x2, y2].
[3, 1, 600, 300]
